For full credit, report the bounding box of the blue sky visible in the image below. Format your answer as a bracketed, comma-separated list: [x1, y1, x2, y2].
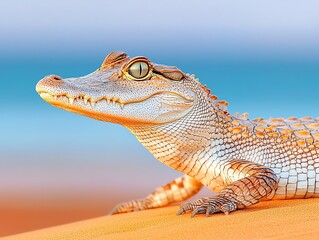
[1, 0, 319, 59]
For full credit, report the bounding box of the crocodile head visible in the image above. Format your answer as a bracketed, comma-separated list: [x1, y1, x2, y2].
[36, 52, 199, 126]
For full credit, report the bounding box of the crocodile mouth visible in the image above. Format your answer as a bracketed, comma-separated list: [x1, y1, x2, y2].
[39, 92, 127, 109]
[38, 91, 194, 111]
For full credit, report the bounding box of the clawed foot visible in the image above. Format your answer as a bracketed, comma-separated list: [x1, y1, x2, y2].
[110, 199, 149, 215]
[176, 195, 238, 217]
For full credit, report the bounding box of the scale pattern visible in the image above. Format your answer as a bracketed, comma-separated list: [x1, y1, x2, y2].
[128, 74, 319, 216]
[36, 52, 319, 217]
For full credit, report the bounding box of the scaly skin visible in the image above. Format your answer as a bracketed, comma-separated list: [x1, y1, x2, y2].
[36, 51, 319, 217]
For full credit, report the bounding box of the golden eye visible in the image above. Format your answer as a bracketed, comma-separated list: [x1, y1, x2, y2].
[128, 61, 149, 79]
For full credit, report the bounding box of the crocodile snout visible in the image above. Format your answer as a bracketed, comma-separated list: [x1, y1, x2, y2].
[36, 75, 63, 93]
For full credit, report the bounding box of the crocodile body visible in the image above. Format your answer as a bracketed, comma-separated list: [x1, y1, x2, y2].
[36, 52, 319, 217]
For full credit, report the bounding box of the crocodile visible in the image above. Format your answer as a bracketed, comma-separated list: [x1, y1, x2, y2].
[36, 51, 319, 217]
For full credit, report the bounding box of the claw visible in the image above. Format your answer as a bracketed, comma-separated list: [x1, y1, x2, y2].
[221, 202, 236, 215]
[191, 206, 206, 218]
[176, 202, 193, 216]
[177, 195, 238, 217]
[176, 207, 186, 216]
[178, 204, 186, 215]
[220, 205, 230, 215]
[206, 206, 212, 217]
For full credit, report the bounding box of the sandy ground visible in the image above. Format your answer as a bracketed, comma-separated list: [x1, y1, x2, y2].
[3, 198, 319, 240]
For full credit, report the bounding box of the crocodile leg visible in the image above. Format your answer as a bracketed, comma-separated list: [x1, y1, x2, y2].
[177, 160, 279, 217]
[111, 175, 203, 215]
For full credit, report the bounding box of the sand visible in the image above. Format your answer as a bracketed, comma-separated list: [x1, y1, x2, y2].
[4, 198, 319, 240]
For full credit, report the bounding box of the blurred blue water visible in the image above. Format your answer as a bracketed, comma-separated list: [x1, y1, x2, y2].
[1, 56, 319, 153]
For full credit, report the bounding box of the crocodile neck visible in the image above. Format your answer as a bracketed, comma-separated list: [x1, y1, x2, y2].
[127, 93, 228, 176]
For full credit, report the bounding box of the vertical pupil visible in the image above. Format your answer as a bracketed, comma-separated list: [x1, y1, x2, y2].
[139, 63, 142, 76]
[128, 61, 149, 79]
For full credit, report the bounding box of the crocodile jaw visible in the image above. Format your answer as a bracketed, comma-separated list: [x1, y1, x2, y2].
[36, 75, 195, 125]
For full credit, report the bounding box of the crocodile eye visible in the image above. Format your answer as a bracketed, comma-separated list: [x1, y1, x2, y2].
[128, 61, 149, 79]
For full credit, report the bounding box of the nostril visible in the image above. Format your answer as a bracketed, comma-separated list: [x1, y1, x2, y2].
[48, 75, 62, 82]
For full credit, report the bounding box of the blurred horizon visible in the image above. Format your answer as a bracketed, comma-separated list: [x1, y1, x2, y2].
[1, 0, 319, 237]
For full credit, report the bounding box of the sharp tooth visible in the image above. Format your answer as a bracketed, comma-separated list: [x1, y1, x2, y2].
[120, 103, 124, 110]
[54, 95, 57, 100]
[91, 101, 96, 108]
[84, 96, 89, 104]
[69, 97, 74, 105]
[107, 98, 110, 104]
[112, 99, 115, 105]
